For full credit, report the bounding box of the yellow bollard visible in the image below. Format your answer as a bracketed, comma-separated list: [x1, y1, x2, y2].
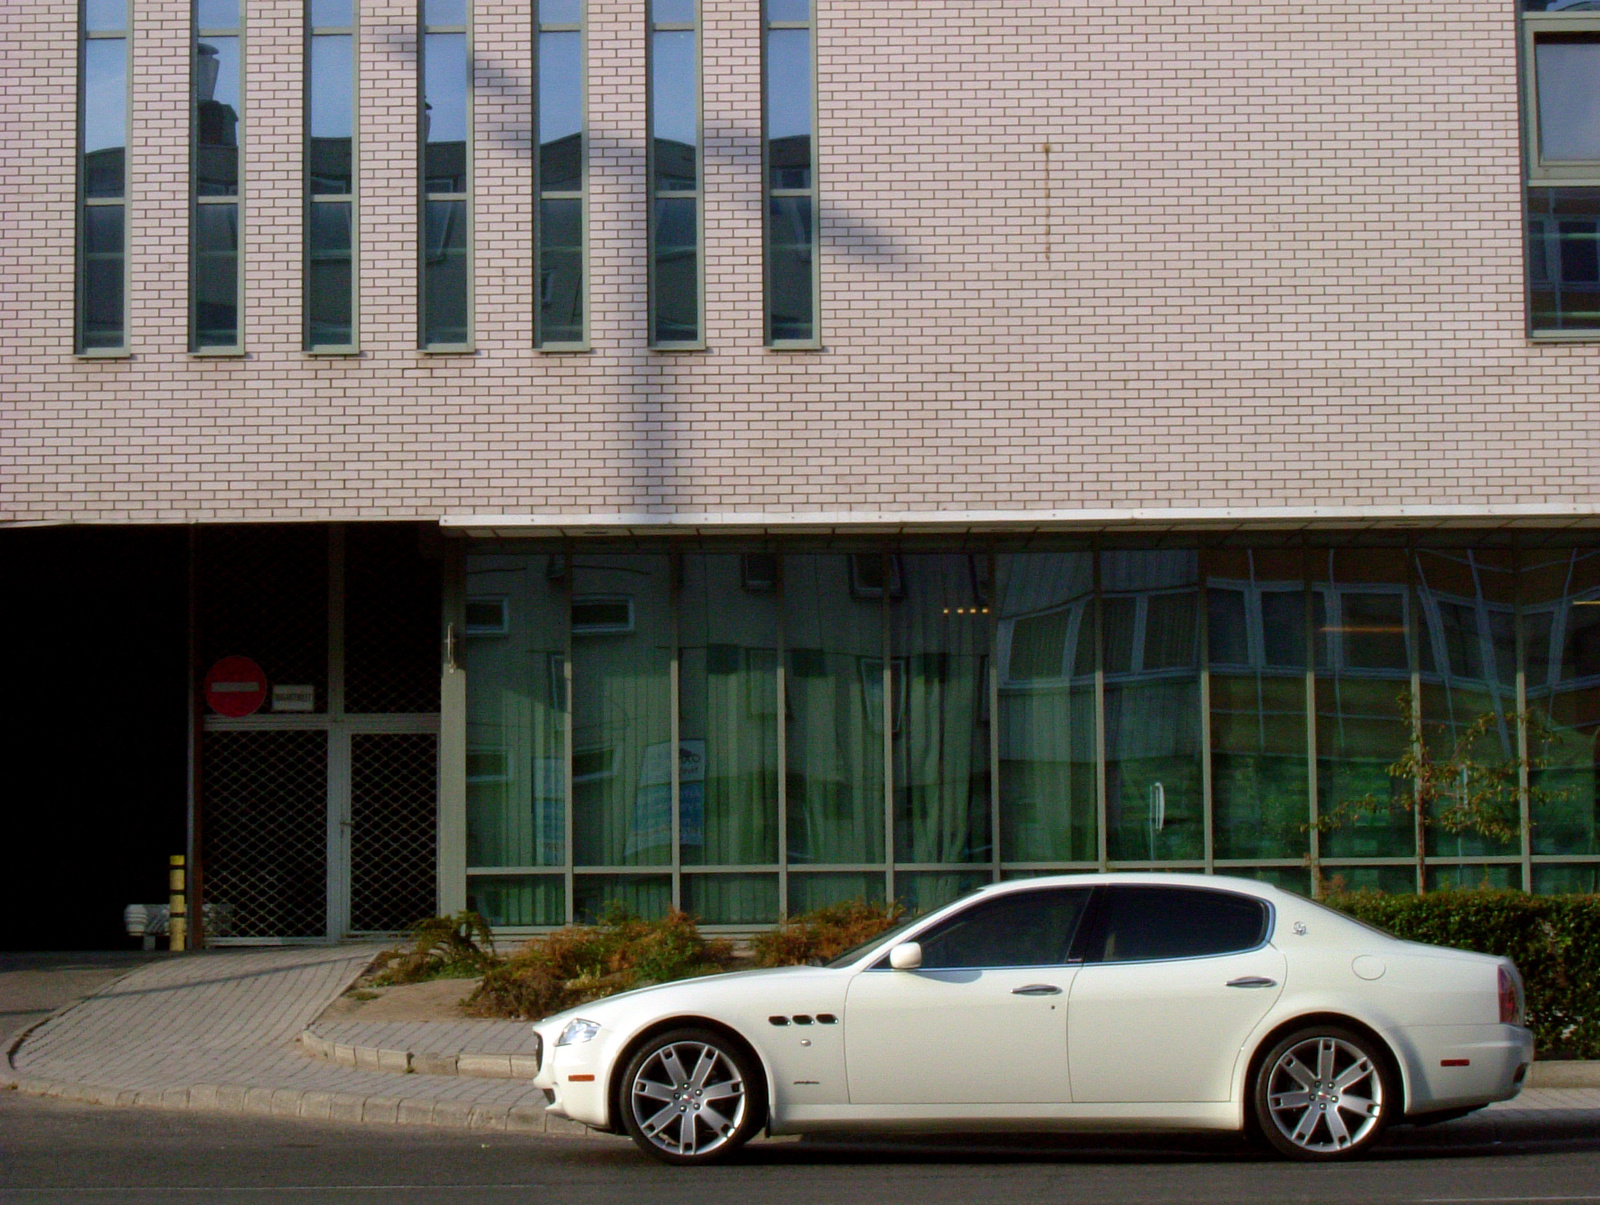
[169, 854, 187, 952]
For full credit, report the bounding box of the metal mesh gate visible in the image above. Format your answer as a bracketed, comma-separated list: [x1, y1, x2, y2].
[202, 730, 328, 939]
[345, 526, 441, 714]
[350, 732, 438, 932]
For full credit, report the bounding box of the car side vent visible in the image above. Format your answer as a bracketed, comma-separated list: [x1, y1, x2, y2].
[792, 1015, 813, 1025]
[816, 1014, 837, 1024]
[768, 1015, 790, 1026]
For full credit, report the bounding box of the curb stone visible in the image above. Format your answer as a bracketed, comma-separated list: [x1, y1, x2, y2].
[299, 1028, 541, 1080]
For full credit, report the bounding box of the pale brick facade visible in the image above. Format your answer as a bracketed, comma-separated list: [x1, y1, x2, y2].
[4, 0, 1597, 527]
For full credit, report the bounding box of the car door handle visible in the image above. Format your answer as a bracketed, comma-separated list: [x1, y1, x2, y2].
[1011, 984, 1063, 996]
[1226, 976, 1278, 989]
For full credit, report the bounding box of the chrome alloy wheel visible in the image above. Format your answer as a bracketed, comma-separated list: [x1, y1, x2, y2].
[628, 1039, 748, 1159]
[1265, 1036, 1385, 1153]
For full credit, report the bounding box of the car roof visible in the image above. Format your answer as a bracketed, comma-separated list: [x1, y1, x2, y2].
[970, 871, 1282, 902]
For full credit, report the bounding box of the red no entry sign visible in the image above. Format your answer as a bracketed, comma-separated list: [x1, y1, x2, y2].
[204, 655, 267, 718]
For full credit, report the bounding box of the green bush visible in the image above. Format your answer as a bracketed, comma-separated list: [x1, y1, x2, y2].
[751, 898, 906, 968]
[466, 909, 733, 1021]
[371, 911, 498, 985]
[1324, 888, 1600, 1059]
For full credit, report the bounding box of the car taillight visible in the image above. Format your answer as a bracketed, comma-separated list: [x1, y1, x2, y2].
[1498, 966, 1522, 1025]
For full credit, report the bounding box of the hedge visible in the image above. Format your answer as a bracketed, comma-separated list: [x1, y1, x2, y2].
[1324, 889, 1600, 1060]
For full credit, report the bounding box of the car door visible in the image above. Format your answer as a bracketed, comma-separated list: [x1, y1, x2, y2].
[844, 886, 1091, 1105]
[1066, 885, 1286, 1103]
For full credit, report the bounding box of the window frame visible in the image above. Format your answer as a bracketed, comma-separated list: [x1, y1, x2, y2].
[1080, 885, 1275, 966]
[304, 0, 359, 354]
[646, 0, 705, 351]
[419, 0, 474, 353]
[534, 0, 588, 351]
[191, 0, 246, 355]
[77, 0, 131, 357]
[761, 0, 820, 349]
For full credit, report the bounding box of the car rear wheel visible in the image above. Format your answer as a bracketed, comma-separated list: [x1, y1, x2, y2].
[619, 1027, 764, 1165]
[1253, 1025, 1397, 1161]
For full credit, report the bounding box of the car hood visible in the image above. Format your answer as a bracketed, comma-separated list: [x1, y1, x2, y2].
[535, 964, 836, 1030]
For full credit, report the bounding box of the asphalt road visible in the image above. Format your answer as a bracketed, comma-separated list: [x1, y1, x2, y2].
[2, 1093, 1599, 1205]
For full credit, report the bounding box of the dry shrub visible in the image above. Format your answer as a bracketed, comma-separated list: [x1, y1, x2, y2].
[371, 911, 497, 985]
[466, 908, 733, 1021]
[751, 898, 906, 967]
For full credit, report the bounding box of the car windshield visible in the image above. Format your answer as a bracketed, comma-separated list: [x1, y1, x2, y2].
[824, 914, 924, 968]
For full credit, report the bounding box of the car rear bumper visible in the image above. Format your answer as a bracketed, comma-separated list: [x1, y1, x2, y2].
[1394, 1023, 1534, 1114]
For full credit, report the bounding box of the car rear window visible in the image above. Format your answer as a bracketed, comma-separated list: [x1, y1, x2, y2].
[1085, 886, 1270, 963]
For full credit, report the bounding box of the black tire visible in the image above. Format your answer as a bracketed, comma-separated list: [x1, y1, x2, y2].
[1252, 1024, 1399, 1161]
[617, 1027, 765, 1166]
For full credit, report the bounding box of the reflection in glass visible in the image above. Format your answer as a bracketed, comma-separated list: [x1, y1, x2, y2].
[652, 0, 694, 22]
[85, 0, 126, 32]
[769, 196, 813, 342]
[896, 870, 989, 915]
[1314, 548, 1416, 860]
[766, 28, 811, 189]
[1207, 550, 1310, 860]
[785, 556, 885, 865]
[1103, 551, 1203, 861]
[193, 203, 239, 347]
[83, 39, 126, 198]
[195, 36, 240, 196]
[768, 0, 809, 19]
[311, 0, 354, 24]
[309, 34, 353, 195]
[1536, 37, 1600, 161]
[575, 876, 671, 922]
[679, 555, 780, 869]
[653, 197, 698, 343]
[892, 556, 992, 873]
[1528, 188, 1600, 332]
[789, 871, 884, 914]
[652, 31, 698, 190]
[997, 553, 1096, 863]
[683, 875, 778, 925]
[81, 204, 124, 349]
[423, 199, 469, 345]
[540, 198, 583, 344]
[198, 0, 239, 26]
[538, 31, 582, 190]
[540, 0, 580, 21]
[424, 32, 468, 193]
[424, 0, 466, 24]
[1533, 864, 1600, 894]
[571, 556, 672, 867]
[1522, 546, 1600, 856]
[469, 875, 564, 925]
[308, 201, 353, 346]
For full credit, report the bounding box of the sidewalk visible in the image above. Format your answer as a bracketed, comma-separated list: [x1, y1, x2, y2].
[4, 944, 1598, 1149]
[1, 945, 582, 1137]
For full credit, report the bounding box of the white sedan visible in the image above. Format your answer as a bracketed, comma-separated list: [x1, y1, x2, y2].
[529, 873, 1532, 1165]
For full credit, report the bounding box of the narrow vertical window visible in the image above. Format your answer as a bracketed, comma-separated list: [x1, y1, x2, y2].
[307, 0, 356, 350]
[79, 0, 127, 353]
[648, 0, 700, 347]
[763, 0, 817, 346]
[536, 1, 585, 348]
[421, 0, 471, 349]
[1523, 3, 1600, 335]
[193, 0, 243, 350]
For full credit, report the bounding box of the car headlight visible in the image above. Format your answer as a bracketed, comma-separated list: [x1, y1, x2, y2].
[556, 1018, 602, 1047]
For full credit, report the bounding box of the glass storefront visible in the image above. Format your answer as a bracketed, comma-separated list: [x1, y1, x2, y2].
[461, 538, 1600, 926]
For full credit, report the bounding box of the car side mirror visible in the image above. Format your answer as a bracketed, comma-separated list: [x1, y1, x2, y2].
[889, 942, 923, 971]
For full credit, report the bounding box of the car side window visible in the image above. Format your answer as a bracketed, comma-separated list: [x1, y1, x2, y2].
[1084, 886, 1269, 964]
[911, 889, 1091, 969]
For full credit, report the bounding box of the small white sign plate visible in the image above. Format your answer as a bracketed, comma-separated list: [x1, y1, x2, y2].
[272, 684, 315, 712]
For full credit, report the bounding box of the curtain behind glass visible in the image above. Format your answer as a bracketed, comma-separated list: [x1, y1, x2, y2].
[784, 555, 884, 865]
[892, 555, 991, 876]
[996, 552, 1096, 862]
[571, 555, 672, 867]
[463, 553, 568, 872]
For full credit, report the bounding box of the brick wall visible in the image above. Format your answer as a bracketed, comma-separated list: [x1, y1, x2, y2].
[2, 0, 1597, 524]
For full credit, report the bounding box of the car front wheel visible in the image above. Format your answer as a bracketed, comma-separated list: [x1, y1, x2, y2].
[618, 1027, 764, 1165]
[1252, 1025, 1397, 1161]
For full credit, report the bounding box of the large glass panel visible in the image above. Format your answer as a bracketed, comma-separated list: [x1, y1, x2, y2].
[80, 204, 124, 349]
[195, 36, 240, 196]
[193, 203, 239, 346]
[541, 0, 580, 20]
[1414, 549, 1519, 860]
[575, 874, 671, 922]
[1528, 188, 1600, 332]
[653, 197, 698, 342]
[784, 555, 885, 865]
[679, 554, 779, 868]
[85, 0, 126, 32]
[198, 0, 239, 26]
[651, 31, 697, 190]
[308, 201, 353, 346]
[996, 552, 1096, 863]
[895, 870, 988, 915]
[1207, 549, 1310, 860]
[468, 875, 564, 926]
[82, 38, 126, 198]
[768, 195, 813, 342]
[766, 28, 811, 190]
[682, 874, 778, 925]
[1430, 864, 1522, 891]
[538, 30, 581, 189]
[1103, 550, 1203, 861]
[539, 198, 583, 344]
[424, 0, 466, 24]
[1535, 36, 1600, 162]
[308, 33, 353, 195]
[788, 871, 884, 913]
[424, 32, 468, 193]
[1532, 863, 1600, 893]
[423, 199, 469, 345]
[311, 0, 354, 24]
[571, 555, 672, 867]
[891, 555, 992, 871]
[1313, 547, 1416, 859]
[1522, 546, 1600, 856]
[463, 552, 569, 869]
